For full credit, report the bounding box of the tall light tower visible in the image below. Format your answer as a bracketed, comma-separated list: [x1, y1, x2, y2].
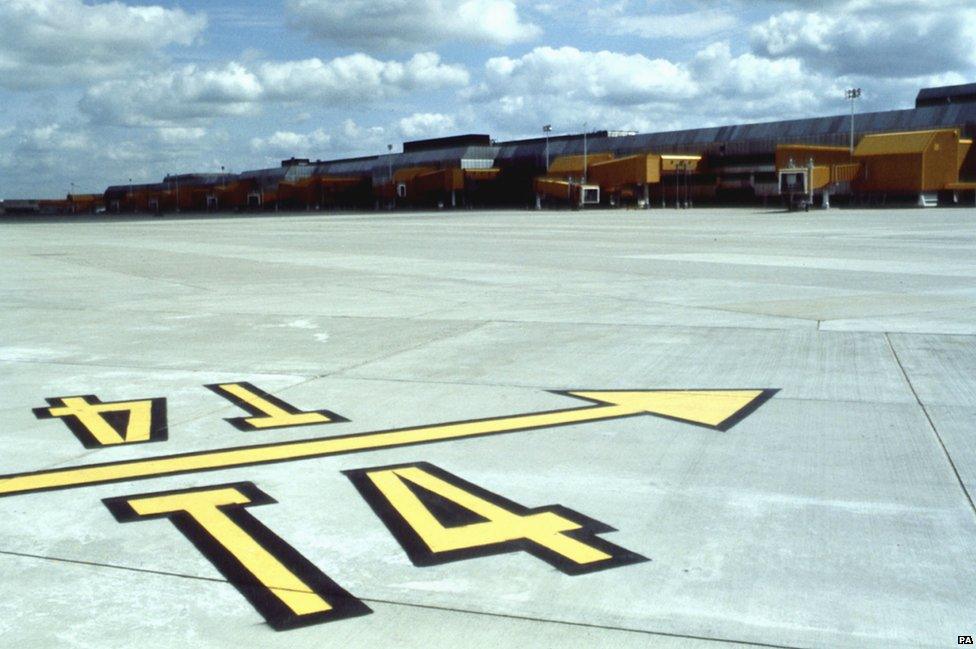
[845, 88, 862, 155]
[543, 124, 552, 172]
[387, 144, 394, 207]
[582, 121, 588, 184]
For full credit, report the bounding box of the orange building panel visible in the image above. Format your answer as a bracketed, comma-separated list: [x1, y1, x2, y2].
[957, 139, 972, 175]
[588, 154, 661, 190]
[775, 145, 851, 171]
[463, 168, 501, 181]
[660, 155, 702, 173]
[534, 177, 573, 201]
[832, 163, 863, 184]
[547, 153, 614, 178]
[811, 166, 831, 191]
[414, 168, 464, 194]
[854, 129, 962, 193]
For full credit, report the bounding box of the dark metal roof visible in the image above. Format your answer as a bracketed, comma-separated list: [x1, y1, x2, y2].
[104, 183, 168, 196]
[314, 156, 378, 177]
[916, 83, 976, 108]
[237, 166, 288, 189]
[495, 103, 976, 164]
[371, 145, 499, 182]
[403, 134, 491, 153]
[162, 173, 237, 187]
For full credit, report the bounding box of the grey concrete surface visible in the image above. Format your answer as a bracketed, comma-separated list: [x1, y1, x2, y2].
[1, 207, 975, 648]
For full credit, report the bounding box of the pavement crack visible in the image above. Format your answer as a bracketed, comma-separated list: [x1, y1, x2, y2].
[883, 332, 976, 519]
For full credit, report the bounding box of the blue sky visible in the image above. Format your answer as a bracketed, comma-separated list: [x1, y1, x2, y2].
[1, 0, 974, 198]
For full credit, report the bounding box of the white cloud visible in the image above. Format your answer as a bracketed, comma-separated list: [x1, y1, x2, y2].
[618, 10, 737, 40]
[80, 54, 468, 126]
[18, 123, 90, 152]
[250, 129, 332, 158]
[1, 122, 93, 195]
[751, 1, 976, 77]
[79, 63, 263, 126]
[0, 0, 206, 89]
[466, 42, 838, 136]
[690, 42, 820, 120]
[584, 3, 738, 40]
[478, 46, 697, 106]
[259, 53, 469, 101]
[250, 120, 387, 159]
[155, 127, 209, 145]
[397, 113, 457, 139]
[285, 0, 539, 51]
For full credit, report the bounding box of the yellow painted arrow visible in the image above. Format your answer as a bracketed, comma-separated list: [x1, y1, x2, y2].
[0, 389, 775, 498]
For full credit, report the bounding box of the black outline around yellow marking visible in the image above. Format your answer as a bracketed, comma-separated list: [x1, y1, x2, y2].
[33, 394, 168, 449]
[2, 389, 778, 498]
[345, 462, 647, 575]
[103, 482, 371, 631]
[204, 382, 347, 432]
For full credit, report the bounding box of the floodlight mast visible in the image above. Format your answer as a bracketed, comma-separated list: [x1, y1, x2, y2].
[543, 124, 552, 172]
[846, 88, 862, 155]
[387, 143, 393, 207]
[582, 121, 588, 184]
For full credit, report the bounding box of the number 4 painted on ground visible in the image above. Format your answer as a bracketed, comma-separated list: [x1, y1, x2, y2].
[346, 462, 647, 575]
[34, 395, 167, 448]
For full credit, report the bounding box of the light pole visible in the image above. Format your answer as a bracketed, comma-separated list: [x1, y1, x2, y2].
[845, 88, 862, 155]
[387, 144, 393, 208]
[128, 177, 133, 213]
[543, 124, 552, 172]
[582, 121, 588, 184]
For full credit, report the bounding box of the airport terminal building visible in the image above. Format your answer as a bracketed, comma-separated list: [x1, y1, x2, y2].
[6, 82, 976, 216]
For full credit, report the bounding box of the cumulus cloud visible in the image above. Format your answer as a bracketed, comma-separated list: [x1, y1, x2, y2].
[477, 46, 697, 106]
[80, 53, 468, 126]
[250, 129, 332, 157]
[258, 53, 469, 101]
[397, 113, 457, 139]
[79, 63, 262, 126]
[690, 42, 821, 119]
[466, 43, 834, 135]
[584, 2, 738, 40]
[250, 120, 387, 158]
[751, 0, 976, 77]
[0, 0, 206, 89]
[285, 0, 540, 51]
[16, 123, 91, 153]
[1, 123, 93, 195]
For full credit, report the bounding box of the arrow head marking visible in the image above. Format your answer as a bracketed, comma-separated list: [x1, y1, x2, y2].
[560, 389, 778, 431]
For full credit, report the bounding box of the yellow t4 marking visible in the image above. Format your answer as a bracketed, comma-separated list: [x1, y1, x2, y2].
[205, 382, 346, 431]
[103, 483, 371, 630]
[346, 462, 646, 574]
[33, 394, 167, 448]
